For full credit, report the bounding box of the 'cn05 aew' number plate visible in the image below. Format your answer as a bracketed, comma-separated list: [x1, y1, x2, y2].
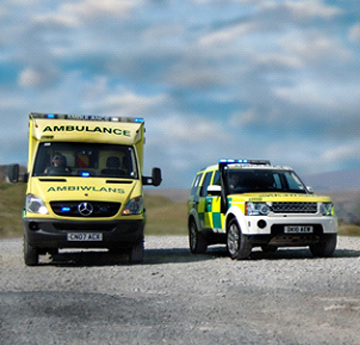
[67, 233, 103, 241]
[284, 226, 313, 234]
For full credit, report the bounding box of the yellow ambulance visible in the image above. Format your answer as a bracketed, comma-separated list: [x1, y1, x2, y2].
[188, 159, 337, 259]
[8, 113, 162, 265]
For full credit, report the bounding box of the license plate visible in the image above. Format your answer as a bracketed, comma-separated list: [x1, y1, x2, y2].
[67, 233, 103, 241]
[284, 226, 313, 234]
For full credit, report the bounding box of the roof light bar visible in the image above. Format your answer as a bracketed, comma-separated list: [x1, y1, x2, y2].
[30, 113, 144, 123]
[219, 159, 271, 166]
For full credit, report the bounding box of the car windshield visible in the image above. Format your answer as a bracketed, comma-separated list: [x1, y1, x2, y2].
[226, 168, 307, 194]
[33, 142, 138, 178]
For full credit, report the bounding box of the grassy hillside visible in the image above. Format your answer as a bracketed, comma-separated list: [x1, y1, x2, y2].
[0, 183, 27, 238]
[0, 183, 359, 238]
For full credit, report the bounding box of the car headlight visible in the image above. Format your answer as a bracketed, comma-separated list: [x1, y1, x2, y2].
[122, 197, 143, 215]
[246, 202, 271, 216]
[25, 194, 49, 215]
[320, 203, 333, 216]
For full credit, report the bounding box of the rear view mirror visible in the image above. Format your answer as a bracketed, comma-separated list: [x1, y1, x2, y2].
[207, 185, 222, 196]
[7, 164, 19, 183]
[142, 167, 162, 187]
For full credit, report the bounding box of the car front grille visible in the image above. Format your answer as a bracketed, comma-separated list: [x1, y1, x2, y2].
[50, 201, 121, 217]
[272, 202, 318, 214]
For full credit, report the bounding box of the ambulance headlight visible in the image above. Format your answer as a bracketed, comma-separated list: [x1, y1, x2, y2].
[122, 197, 143, 215]
[320, 203, 333, 216]
[25, 194, 49, 215]
[246, 202, 271, 216]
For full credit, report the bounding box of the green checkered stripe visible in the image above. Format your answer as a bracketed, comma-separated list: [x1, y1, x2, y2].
[205, 197, 222, 229]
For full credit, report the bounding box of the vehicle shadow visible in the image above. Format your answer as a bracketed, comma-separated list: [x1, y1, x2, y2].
[248, 247, 360, 261]
[44, 245, 360, 266]
[45, 247, 214, 267]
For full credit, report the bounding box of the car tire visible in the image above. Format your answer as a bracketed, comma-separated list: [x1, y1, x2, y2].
[189, 220, 207, 254]
[130, 240, 144, 263]
[24, 237, 39, 266]
[309, 234, 337, 257]
[227, 219, 252, 260]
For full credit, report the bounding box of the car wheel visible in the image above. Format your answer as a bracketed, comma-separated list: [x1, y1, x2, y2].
[227, 219, 251, 260]
[309, 234, 337, 257]
[130, 240, 144, 263]
[189, 220, 207, 254]
[24, 237, 39, 266]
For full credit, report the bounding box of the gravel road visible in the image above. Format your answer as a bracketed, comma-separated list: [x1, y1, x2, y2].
[1, 236, 360, 345]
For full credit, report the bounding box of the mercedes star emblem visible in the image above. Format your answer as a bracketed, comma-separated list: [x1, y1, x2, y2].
[78, 202, 94, 216]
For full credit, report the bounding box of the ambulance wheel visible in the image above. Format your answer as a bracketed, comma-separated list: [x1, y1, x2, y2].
[189, 220, 207, 254]
[227, 219, 251, 260]
[24, 237, 39, 266]
[130, 240, 144, 264]
[309, 234, 337, 257]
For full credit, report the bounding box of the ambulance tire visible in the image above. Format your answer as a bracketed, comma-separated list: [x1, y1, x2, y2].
[24, 237, 39, 266]
[189, 220, 207, 254]
[130, 240, 144, 264]
[309, 234, 337, 257]
[227, 219, 252, 260]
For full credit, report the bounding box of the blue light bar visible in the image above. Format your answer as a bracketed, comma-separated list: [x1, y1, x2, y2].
[81, 172, 90, 177]
[134, 118, 144, 123]
[46, 114, 55, 118]
[219, 159, 248, 164]
[61, 207, 71, 213]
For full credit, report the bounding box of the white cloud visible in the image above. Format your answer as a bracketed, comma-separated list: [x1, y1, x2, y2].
[199, 22, 258, 47]
[280, 31, 351, 64]
[18, 67, 58, 88]
[61, 0, 141, 21]
[260, 0, 342, 20]
[321, 143, 360, 165]
[349, 23, 360, 42]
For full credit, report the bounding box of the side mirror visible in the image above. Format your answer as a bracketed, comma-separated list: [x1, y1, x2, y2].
[142, 167, 162, 187]
[7, 164, 19, 183]
[307, 186, 314, 194]
[152, 167, 162, 187]
[207, 185, 222, 196]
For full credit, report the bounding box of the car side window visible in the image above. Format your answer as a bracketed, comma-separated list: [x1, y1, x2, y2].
[213, 170, 220, 185]
[190, 173, 203, 196]
[200, 171, 213, 197]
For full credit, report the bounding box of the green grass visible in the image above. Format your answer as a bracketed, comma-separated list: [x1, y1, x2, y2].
[0, 183, 26, 238]
[0, 182, 359, 238]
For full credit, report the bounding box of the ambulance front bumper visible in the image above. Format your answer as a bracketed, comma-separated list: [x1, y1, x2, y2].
[23, 218, 144, 250]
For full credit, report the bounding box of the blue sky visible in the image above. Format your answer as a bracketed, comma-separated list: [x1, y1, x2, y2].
[1, 0, 360, 188]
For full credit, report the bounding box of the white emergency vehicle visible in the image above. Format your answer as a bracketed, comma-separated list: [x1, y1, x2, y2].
[187, 159, 337, 259]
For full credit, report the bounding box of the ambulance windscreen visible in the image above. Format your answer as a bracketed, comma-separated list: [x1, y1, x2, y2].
[32, 142, 138, 179]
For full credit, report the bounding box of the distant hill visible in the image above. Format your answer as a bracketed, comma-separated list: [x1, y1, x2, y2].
[303, 167, 360, 191]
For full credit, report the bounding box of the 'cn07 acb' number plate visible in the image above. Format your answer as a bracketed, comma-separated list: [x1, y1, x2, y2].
[67, 233, 103, 241]
[284, 226, 313, 234]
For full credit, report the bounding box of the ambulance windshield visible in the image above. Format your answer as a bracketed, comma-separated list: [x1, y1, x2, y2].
[226, 169, 307, 194]
[33, 142, 138, 179]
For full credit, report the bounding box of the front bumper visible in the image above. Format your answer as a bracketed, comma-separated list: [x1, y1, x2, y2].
[242, 215, 337, 247]
[23, 218, 144, 250]
[243, 215, 337, 235]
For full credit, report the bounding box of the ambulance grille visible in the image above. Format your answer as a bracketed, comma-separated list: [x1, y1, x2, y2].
[272, 202, 317, 214]
[50, 201, 121, 217]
